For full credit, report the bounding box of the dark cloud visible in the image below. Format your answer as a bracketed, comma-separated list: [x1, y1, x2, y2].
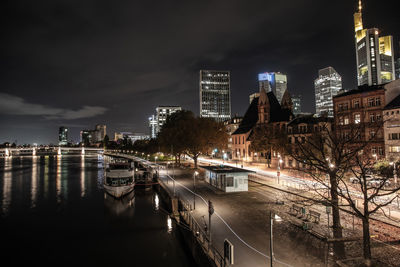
[1, 0, 399, 144]
[0, 93, 107, 120]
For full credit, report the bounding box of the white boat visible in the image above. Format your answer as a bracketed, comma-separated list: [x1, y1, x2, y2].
[104, 160, 135, 198]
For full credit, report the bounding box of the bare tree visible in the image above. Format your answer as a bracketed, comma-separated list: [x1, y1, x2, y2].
[336, 152, 400, 266]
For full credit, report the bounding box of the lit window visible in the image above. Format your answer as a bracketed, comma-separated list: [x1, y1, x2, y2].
[354, 114, 361, 124]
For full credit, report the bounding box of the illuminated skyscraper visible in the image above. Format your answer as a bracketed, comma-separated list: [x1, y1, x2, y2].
[314, 67, 342, 117]
[291, 95, 301, 115]
[94, 124, 106, 142]
[354, 0, 395, 86]
[58, 127, 68, 146]
[200, 70, 231, 122]
[258, 72, 287, 104]
[156, 106, 181, 132]
[148, 115, 157, 138]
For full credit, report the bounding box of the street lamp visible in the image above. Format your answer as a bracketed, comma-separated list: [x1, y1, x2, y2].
[372, 153, 377, 162]
[223, 152, 227, 164]
[277, 154, 282, 184]
[390, 161, 398, 184]
[193, 171, 198, 210]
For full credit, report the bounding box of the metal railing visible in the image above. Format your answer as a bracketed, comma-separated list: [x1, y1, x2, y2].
[178, 197, 225, 267]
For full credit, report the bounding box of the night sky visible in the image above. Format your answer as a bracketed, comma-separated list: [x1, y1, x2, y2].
[1, 0, 399, 144]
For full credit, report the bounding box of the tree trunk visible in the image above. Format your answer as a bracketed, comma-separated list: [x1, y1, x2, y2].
[194, 156, 198, 169]
[330, 173, 346, 260]
[362, 216, 372, 266]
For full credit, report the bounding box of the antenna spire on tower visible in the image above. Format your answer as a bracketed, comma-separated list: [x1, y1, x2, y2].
[358, 0, 362, 12]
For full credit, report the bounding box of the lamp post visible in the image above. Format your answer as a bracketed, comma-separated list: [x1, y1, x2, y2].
[193, 171, 198, 210]
[390, 161, 398, 184]
[277, 154, 282, 184]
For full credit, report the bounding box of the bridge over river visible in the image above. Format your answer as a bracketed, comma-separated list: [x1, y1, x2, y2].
[0, 147, 104, 157]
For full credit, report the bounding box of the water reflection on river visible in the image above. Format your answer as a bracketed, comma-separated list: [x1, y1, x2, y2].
[0, 155, 195, 266]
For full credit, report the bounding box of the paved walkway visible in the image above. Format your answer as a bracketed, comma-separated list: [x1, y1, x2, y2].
[158, 167, 326, 267]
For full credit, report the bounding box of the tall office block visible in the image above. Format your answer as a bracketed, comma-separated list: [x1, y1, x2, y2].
[156, 106, 182, 133]
[58, 127, 68, 146]
[354, 0, 395, 86]
[258, 72, 287, 104]
[200, 70, 231, 122]
[314, 67, 342, 117]
[148, 115, 157, 138]
[95, 124, 106, 142]
[292, 95, 301, 115]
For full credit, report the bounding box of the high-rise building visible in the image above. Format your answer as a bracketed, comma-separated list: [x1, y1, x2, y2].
[199, 70, 231, 122]
[258, 72, 287, 104]
[314, 67, 342, 117]
[354, 0, 395, 86]
[148, 115, 157, 138]
[80, 130, 93, 145]
[94, 124, 106, 142]
[292, 95, 301, 115]
[58, 127, 68, 146]
[156, 106, 182, 132]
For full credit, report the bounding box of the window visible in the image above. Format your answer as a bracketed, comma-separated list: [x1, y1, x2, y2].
[371, 147, 377, 154]
[370, 131, 375, 139]
[354, 100, 360, 109]
[368, 98, 374, 107]
[343, 103, 349, 110]
[344, 116, 349, 125]
[370, 114, 375, 122]
[376, 114, 382, 121]
[226, 177, 234, 187]
[354, 114, 361, 124]
[338, 104, 343, 111]
[389, 146, 400, 153]
[339, 116, 344, 125]
[375, 97, 381, 106]
[390, 133, 399, 140]
[378, 147, 384, 156]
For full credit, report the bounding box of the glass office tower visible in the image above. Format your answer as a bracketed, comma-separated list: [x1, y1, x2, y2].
[258, 72, 287, 104]
[200, 70, 231, 122]
[314, 67, 342, 117]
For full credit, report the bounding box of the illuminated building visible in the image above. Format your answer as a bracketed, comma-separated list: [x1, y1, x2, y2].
[94, 124, 106, 142]
[258, 72, 287, 104]
[199, 70, 231, 122]
[314, 67, 342, 117]
[148, 115, 157, 138]
[354, 0, 395, 86]
[396, 57, 400, 79]
[292, 95, 301, 115]
[58, 127, 68, 146]
[80, 130, 93, 145]
[148, 106, 182, 138]
[156, 106, 182, 132]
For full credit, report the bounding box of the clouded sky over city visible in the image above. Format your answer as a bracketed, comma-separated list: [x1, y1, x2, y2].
[1, 0, 399, 144]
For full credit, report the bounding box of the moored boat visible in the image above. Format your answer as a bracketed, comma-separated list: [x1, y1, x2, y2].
[104, 160, 135, 198]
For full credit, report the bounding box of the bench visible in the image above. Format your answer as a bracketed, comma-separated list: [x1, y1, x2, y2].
[290, 204, 304, 217]
[306, 210, 321, 224]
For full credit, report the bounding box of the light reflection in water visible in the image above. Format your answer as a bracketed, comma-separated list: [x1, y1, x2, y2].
[167, 215, 172, 233]
[80, 155, 86, 197]
[2, 157, 12, 216]
[56, 156, 61, 203]
[44, 156, 49, 198]
[31, 156, 38, 208]
[154, 194, 159, 211]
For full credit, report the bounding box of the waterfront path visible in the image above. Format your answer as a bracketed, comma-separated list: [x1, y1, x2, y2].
[158, 167, 326, 267]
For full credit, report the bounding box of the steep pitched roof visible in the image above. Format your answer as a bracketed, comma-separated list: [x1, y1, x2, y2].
[232, 97, 259, 135]
[267, 92, 293, 122]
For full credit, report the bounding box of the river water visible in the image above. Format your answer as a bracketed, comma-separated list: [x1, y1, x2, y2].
[0, 155, 195, 266]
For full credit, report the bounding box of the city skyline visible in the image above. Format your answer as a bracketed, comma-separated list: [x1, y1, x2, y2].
[1, 0, 399, 144]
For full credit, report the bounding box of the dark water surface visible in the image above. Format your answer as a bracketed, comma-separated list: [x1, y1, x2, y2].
[0, 155, 195, 266]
